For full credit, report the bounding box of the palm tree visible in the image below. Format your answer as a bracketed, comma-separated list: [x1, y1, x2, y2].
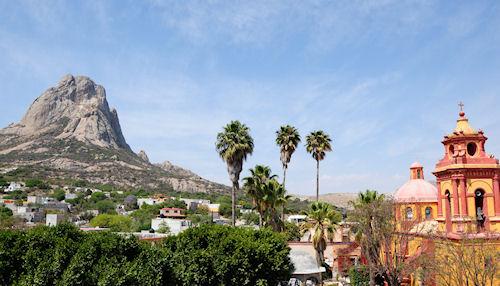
[300, 201, 342, 266]
[305, 131, 332, 201]
[275, 125, 301, 188]
[349, 190, 385, 242]
[243, 165, 276, 227]
[261, 179, 291, 231]
[353, 189, 385, 207]
[216, 120, 254, 226]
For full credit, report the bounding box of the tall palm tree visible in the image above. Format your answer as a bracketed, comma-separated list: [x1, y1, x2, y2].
[300, 201, 342, 265]
[275, 125, 301, 188]
[305, 131, 332, 201]
[243, 165, 276, 227]
[216, 120, 254, 226]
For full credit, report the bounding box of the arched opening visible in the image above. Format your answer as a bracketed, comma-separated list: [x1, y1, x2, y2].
[445, 190, 451, 215]
[405, 207, 413, 220]
[417, 169, 421, 179]
[475, 189, 485, 231]
[425, 207, 432, 220]
[467, 142, 477, 156]
[448, 145, 455, 157]
[444, 190, 452, 232]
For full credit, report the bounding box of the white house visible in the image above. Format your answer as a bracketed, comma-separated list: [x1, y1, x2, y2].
[151, 218, 191, 235]
[46, 213, 65, 226]
[5, 182, 23, 192]
[287, 214, 307, 224]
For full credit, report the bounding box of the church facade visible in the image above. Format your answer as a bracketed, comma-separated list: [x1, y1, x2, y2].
[393, 109, 500, 286]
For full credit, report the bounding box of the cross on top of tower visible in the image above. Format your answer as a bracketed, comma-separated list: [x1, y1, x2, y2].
[458, 101, 464, 112]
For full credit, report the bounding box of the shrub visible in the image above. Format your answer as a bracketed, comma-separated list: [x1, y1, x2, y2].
[90, 214, 133, 232]
[25, 179, 50, 189]
[0, 224, 293, 285]
[164, 224, 294, 285]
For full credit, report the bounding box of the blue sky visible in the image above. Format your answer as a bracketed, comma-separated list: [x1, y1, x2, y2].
[1, 1, 500, 196]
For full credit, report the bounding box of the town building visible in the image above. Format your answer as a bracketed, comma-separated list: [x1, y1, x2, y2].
[151, 218, 191, 235]
[46, 213, 65, 226]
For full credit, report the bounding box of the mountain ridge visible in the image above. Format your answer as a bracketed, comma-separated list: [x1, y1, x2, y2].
[0, 75, 229, 194]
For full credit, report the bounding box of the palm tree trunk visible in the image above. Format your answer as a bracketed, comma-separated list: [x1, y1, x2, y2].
[316, 160, 320, 201]
[231, 182, 237, 226]
[282, 165, 287, 224]
[282, 165, 287, 189]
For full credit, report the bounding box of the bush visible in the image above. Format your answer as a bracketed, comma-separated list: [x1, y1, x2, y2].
[95, 200, 116, 214]
[0, 177, 8, 188]
[0, 224, 293, 285]
[348, 265, 370, 286]
[50, 189, 66, 201]
[0, 224, 173, 285]
[90, 214, 133, 232]
[25, 179, 50, 189]
[163, 224, 294, 285]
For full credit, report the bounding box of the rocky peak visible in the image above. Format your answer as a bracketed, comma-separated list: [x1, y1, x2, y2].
[1, 74, 130, 151]
[137, 150, 150, 163]
[157, 161, 198, 178]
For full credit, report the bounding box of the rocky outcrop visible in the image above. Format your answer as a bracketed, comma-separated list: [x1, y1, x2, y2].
[137, 150, 150, 163]
[0, 75, 229, 194]
[0, 75, 130, 150]
[157, 161, 198, 178]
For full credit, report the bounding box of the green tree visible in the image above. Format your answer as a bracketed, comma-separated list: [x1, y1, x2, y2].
[243, 165, 276, 226]
[305, 130, 332, 201]
[349, 190, 385, 241]
[216, 120, 254, 226]
[95, 200, 116, 214]
[25, 178, 50, 189]
[275, 125, 301, 189]
[0, 177, 8, 188]
[163, 224, 293, 285]
[50, 189, 66, 201]
[0, 206, 13, 220]
[300, 201, 341, 265]
[90, 191, 107, 203]
[261, 179, 290, 231]
[90, 214, 133, 232]
[349, 265, 370, 286]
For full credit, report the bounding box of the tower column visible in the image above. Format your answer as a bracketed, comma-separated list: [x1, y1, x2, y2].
[459, 177, 468, 216]
[437, 181, 443, 216]
[494, 174, 500, 216]
[452, 178, 459, 217]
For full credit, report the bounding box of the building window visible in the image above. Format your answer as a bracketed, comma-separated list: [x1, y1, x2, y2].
[417, 170, 421, 179]
[405, 207, 413, 220]
[449, 145, 455, 157]
[445, 190, 452, 216]
[425, 207, 432, 219]
[475, 189, 485, 230]
[467, 142, 477, 156]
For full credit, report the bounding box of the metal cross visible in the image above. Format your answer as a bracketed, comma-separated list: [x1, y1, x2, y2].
[458, 101, 464, 112]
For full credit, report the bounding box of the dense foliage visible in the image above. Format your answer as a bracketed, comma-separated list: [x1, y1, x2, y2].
[0, 224, 293, 286]
[348, 265, 370, 286]
[164, 224, 294, 285]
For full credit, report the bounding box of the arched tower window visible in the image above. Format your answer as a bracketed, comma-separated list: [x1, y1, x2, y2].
[445, 190, 451, 216]
[425, 207, 432, 219]
[467, 142, 477, 156]
[475, 189, 485, 231]
[405, 207, 413, 220]
[417, 170, 421, 179]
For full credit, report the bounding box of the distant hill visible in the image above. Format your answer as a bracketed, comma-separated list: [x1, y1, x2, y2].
[0, 75, 229, 194]
[293, 192, 359, 209]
